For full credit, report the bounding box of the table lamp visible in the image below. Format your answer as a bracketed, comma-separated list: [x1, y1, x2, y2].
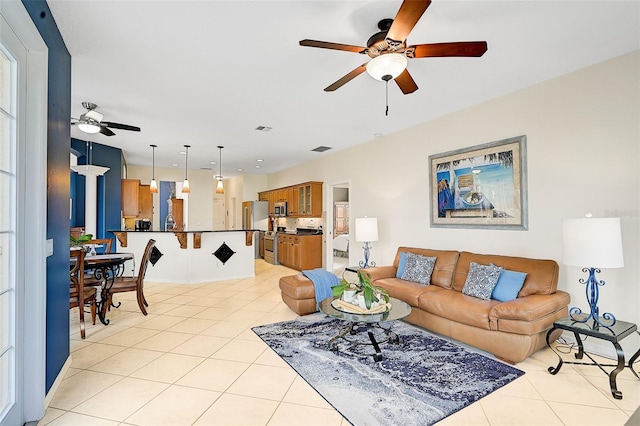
[356, 217, 378, 268]
[562, 217, 624, 329]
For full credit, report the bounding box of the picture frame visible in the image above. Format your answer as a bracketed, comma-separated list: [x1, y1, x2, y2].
[429, 135, 528, 230]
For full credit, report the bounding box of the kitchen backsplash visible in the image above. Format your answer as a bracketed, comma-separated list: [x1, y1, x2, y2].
[275, 217, 323, 230]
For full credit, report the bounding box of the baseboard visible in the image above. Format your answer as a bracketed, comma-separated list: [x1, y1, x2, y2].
[44, 355, 72, 409]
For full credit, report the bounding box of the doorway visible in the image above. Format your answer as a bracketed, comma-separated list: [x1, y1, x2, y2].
[326, 181, 350, 275]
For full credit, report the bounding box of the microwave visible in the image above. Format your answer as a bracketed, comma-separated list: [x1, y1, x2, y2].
[274, 201, 287, 217]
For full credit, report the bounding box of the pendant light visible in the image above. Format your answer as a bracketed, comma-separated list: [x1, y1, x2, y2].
[182, 144, 191, 193]
[149, 144, 158, 193]
[215, 145, 224, 194]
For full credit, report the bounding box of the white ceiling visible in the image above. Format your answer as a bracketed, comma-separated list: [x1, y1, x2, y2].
[48, 0, 639, 178]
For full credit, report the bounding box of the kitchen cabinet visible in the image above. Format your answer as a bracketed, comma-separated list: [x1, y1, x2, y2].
[171, 198, 184, 230]
[295, 182, 323, 217]
[121, 179, 140, 218]
[259, 231, 265, 258]
[138, 184, 153, 220]
[277, 234, 322, 271]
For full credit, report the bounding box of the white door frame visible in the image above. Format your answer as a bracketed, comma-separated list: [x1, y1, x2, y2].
[0, 2, 48, 424]
[325, 180, 350, 272]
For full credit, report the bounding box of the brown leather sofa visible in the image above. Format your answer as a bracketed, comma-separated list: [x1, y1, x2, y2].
[363, 247, 570, 363]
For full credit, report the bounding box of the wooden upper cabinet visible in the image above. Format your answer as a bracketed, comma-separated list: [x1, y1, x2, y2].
[138, 185, 153, 220]
[259, 181, 323, 218]
[295, 182, 323, 217]
[121, 179, 140, 218]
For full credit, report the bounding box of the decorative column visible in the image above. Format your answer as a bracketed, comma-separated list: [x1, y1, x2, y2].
[71, 164, 110, 237]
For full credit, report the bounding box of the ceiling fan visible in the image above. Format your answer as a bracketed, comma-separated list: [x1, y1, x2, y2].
[71, 102, 141, 136]
[300, 0, 488, 94]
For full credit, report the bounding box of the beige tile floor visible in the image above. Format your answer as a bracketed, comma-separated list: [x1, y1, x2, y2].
[40, 260, 639, 425]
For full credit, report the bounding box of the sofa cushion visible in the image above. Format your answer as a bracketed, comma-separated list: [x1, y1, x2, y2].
[393, 247, 459, 289]
[395, 252, 408, 278]
[418, 290, 500, 330]
[491, 269, 528, 302]
[453, 251, 559, 296]
[400, 253, 437, 285]
[461, 262, 502, 300]
[373, 277, 443, 307]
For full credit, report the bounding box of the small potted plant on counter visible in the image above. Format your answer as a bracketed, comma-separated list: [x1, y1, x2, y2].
[332, 269, 390, 310]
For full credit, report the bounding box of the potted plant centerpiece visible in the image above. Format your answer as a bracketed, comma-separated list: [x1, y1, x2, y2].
[70, 233, 93, 252]
[332, 269, 390, 310]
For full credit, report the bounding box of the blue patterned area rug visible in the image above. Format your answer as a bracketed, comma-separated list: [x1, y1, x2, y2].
[252, 315, 524, 426]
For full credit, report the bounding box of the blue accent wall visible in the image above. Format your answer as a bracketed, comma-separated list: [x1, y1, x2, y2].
[21, 0, 72, 392]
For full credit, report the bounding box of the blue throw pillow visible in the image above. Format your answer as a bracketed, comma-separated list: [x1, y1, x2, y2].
[491, 269, 528, 302]
[396, 252, 408, 278]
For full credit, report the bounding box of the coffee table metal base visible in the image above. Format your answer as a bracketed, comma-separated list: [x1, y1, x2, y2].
[328, 321, 401, 362]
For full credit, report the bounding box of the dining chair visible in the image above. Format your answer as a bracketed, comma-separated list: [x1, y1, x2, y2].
[86, 238, 113, 255]
[70, 248, 97, 339]
[108, 239, 155, 315]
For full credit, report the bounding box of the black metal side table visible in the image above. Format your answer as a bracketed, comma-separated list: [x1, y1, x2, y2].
[546, 316, 640, 399]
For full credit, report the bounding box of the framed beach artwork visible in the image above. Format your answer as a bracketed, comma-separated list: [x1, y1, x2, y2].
[429, 135, 528, 230]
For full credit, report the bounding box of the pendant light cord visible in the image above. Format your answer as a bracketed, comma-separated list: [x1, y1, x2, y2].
[382, 74, 392, 116]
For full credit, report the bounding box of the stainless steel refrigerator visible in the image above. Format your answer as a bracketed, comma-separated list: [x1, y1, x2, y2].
[242, 201, 269, 258]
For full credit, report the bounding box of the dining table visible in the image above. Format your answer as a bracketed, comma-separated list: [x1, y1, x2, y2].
[71, 251, 134, 325]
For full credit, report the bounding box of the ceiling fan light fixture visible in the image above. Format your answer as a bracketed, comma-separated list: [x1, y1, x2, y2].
[77, 119, 101, 134]
[366, 53, 407, 81]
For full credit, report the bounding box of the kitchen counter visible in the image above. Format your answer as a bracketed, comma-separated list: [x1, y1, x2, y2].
[108, 229, 258, 284]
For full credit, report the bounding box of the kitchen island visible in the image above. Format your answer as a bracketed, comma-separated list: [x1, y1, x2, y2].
[109, 230, 259, 284]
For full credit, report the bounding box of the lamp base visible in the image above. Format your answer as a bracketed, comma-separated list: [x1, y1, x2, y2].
[359, 241, 376, 269]
[569, 267, 616, 329]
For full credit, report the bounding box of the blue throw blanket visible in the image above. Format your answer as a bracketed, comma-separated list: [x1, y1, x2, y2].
[302, 268, 339, 309]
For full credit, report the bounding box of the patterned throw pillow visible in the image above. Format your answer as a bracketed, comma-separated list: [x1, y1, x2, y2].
[400, 253, 437, 285]
[462, 262, 503, 300]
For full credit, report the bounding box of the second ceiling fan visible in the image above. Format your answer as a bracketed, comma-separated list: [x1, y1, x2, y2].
[300, 0, 488, 94]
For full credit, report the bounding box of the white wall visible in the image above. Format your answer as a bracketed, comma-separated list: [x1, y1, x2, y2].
[127, 165, 215, 231]
[268, 51, 640, 332]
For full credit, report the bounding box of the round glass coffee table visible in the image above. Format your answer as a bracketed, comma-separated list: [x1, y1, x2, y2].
[319, 296, 412, 361]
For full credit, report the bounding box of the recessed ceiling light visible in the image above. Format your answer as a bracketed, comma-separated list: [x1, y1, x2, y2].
[179, 151, 186, 155]
[171, 163, 178, 167]
[210, 161, 217, 165]
[237, 168, 243, 172]
[256, 159, 264, 162]
[255, 126, 272, 132]
[374, 133, 383, 137]
[255, 165, 261, 169]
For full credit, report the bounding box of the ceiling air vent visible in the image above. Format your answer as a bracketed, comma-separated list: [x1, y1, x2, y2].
[312, 146, 332, 153]
[254, 126, 272, 131]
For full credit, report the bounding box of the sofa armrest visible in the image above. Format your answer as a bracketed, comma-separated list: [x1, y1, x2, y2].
[489, 291, 571, 322]
[361, 266, 397, 282]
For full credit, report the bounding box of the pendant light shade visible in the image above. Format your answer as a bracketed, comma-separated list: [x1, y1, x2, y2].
[182, 144, 191, 193]
[215, 145, 224, 194]
[149, 144, 158, 193]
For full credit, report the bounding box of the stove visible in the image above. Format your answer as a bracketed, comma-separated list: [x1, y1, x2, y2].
[264, 231, 278, 265]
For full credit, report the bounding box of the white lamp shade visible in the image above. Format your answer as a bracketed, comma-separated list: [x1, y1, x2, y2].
[366, 53, 407, 81]
[356, 217, 378, 242]
[216, 179, 224, 194]
[149, 179, 158, 193]
[182, 179, 190, 193]
[562, 217, 624, 268]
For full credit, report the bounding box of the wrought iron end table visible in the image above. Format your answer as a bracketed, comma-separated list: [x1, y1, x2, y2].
[546, 316, 640, 399]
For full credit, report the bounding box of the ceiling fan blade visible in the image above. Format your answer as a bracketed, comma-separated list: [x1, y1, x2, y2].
[102, 121, 141, 132]
[395, 69, 418, 94]
[410, 41, 488, 58]
[386, 0, 431, 44]
[300, 39, 366, 54]
[324, 64, 368, 92]
[99, 126, 115, 137]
